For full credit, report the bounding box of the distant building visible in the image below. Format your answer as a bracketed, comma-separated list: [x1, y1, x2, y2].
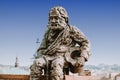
[0, 57, 30, 79]
[15, 56, 19, 67]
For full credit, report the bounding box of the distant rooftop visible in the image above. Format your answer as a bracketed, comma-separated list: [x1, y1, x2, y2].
[0, 67, 29, 75]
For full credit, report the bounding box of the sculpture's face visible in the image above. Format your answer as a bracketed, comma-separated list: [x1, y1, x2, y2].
[49, 15, 61, 26]
[48, 8, 67, 30]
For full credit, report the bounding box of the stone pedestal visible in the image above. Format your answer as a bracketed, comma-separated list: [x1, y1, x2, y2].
[39, 75, 99, 80]
[65, 75, 99, 80]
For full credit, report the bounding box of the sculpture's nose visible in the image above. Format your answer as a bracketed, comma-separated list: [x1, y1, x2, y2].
[51, 18, 56, 23]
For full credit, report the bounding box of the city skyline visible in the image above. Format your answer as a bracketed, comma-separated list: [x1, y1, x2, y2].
[0, 0, 120, 66]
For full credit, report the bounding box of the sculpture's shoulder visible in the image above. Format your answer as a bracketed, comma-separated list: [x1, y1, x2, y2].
[44, 28, 50, 36]
[69, 25, 79, 31]
[69, 25, 85, 36]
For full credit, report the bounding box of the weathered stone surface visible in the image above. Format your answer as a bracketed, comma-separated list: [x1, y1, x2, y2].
[30, 6, 91, 80]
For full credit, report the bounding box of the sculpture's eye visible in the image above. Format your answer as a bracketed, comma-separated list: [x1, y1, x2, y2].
[50, 16, 59, 20]
[50, 16, 53, 20]
[54, 16, 59, 20]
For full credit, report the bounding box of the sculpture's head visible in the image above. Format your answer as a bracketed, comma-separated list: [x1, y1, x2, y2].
[48, 6, 69, 30]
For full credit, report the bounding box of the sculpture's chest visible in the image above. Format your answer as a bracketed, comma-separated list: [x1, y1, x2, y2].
[46, 30, 61, 47]
[46, 30, 73, 46]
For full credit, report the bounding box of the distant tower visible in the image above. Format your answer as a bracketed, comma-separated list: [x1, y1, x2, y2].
[109, 66, 112, 79]
[15, 56, 19, 67]
[109, 72, 111, 79]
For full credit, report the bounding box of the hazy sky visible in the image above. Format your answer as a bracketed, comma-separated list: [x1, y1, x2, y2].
[0, 0, 120, 66]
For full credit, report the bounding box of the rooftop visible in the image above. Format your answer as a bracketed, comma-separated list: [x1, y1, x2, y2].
[0, 67, 29, 75]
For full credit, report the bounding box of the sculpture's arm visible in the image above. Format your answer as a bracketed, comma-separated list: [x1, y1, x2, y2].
[36, 29, 49, 57]
[70, 26, 91, 61]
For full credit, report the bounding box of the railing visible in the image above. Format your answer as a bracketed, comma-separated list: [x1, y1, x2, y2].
[0, 74, 29, 80]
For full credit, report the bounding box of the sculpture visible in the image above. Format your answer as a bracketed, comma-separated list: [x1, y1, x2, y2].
[30, 6, 91, 80]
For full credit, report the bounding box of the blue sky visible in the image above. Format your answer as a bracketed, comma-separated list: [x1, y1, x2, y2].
[0, 0, 120, 66]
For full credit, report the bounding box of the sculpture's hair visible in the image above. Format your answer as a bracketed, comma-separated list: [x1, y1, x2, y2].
[49, 6, 69, 23]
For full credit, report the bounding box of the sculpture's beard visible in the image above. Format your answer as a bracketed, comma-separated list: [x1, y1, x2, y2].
[48, 21, 67, 31]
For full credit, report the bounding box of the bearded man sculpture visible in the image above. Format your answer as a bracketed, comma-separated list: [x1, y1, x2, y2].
[30, 6, 91, 80]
